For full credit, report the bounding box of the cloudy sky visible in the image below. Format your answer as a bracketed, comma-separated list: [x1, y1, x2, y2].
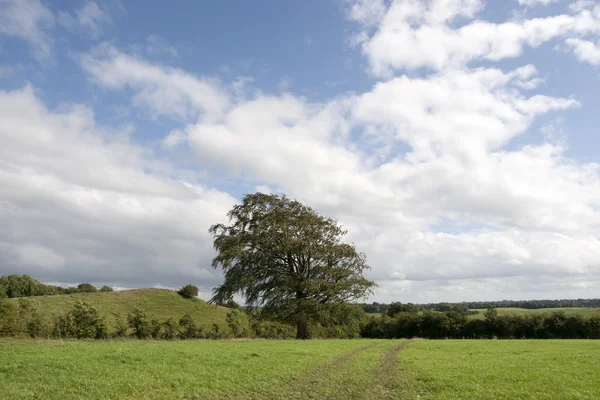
[1, 0, 600, 303]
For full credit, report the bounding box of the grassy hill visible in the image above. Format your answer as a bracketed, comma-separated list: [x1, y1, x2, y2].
[9, 288, 232, 328]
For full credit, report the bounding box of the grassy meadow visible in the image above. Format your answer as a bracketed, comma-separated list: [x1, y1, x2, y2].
[1, 339, 599, 400]
[7, 289, 231, 328]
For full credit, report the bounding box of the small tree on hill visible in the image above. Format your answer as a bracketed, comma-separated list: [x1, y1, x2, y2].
[100, 286, 113, 292]
[209, 193, 375, 339]
[178, 285, 199, 299]
[77, 283, 97, 293]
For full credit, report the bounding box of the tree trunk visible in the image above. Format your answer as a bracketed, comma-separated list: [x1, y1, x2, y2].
[296, 320, 311, 340]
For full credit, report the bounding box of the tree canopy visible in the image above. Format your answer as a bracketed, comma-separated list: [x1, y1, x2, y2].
[209, 192, 375, 339]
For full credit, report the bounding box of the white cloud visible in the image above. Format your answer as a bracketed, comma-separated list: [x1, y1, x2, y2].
[0, 86, 236, 290]
[517, 0, 559, 7]
[350, 0, 600, 75]
[79, 44, 230, 121]
[0, 0, 54, 61]
[144, 35, 179, 58]
[58, 1, 112, 38]
[566, 38, 600, 65]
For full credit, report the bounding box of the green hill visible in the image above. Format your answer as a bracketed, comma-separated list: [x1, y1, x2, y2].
[9, 288, 231, 328]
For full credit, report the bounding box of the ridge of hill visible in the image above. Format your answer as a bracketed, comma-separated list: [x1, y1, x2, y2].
[9, 288, 231, 328]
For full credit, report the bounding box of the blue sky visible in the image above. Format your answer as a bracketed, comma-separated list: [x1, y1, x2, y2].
[2, 0, 600, 303]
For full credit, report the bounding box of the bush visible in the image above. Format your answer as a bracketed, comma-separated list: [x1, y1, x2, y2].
[112, 313, 129, 337]
[162, 317, 179, 340]
[100, 286, 113, 292]
[177, 285, 199, 299]
[226, 309, 249, 338]
[77, 283, 97, 293]
[53, 300, 108, 339]
[127, 307, 150, 339]
[178, 313, 198, 339]
[0, 298, 19, 336]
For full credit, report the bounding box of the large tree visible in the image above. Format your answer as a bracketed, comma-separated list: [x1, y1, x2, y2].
[209, 193, 375, 339]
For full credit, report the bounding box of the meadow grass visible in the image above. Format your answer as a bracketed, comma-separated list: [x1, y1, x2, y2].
[8, 289, 231, 328]
[395, 340, 600, 399]
[0, 339, 381, 400]
[1, 339, 599, 399]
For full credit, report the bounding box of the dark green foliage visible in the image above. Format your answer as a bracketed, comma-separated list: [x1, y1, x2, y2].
[53, 300, 108, 339]
[178, 285, 199, 299]
[386, 302, 420, 317]
[226, 309, 248, 337]
[484, 304, 498, 322]
[150, 318, 163, 339]
[112, 313, 129, 337]
[127, 307, 151, 339]
[162, 317, 179, 340]
[209, 192, 375, 339]
[0, 298, 19, 336]
[100, 286, 114, 292]
[178, 313, 198, 339]
[77, 283, 97, 293]
[360, 309, 600, 339]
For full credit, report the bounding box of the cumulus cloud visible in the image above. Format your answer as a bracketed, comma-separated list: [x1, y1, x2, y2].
[566, 38, 600, 65]
[4, 1, 600, 302]
[350, 0, 600, 75]
[0, 0, 54, 61]
[0, 86, 236, 293]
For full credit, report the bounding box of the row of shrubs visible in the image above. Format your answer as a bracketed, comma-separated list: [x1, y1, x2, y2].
[0, 297, 363, 340]
[360, 307, 600, 339]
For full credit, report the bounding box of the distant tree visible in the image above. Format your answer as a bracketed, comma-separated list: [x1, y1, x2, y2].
[209, 192, 375, 339]
[178, 285, 199, 299]
[484, 305, 498, 322]
[100, 286, 113, 292]
[77, 283, 97, 293]
[127, 307, 150, 339]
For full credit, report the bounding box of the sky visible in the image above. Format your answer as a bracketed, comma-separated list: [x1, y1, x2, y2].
[1, 0, 600, 304]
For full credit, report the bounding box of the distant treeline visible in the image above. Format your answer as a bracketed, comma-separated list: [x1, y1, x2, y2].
[360, 306, 600, 339]
[361, 298, 600, 314]
[0, 275, 113, 298]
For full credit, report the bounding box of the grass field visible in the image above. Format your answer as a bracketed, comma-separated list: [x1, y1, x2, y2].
[1, 339, 599, 400]
[8, 289, 232, 328]
[468, 307, 600, 320]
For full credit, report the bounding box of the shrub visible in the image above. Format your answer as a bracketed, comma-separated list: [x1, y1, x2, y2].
[127, 307, 151, 339]
[53, 300, 108, 339]
[179, 313, 198, 339]
[0, 298, 19, 336]
[226, 309, 249, 338]
[100, 286, 113, 292]
[77, 283, 97, 293]
[112, 313, 129, 337]
[150, 318, 163, 339]
[162, 317, 179, 340]
[177, 285, 199, 299]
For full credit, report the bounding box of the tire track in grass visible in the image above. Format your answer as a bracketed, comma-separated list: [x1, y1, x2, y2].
[366, 339, 416, 399]
[254, 342, 381, 400]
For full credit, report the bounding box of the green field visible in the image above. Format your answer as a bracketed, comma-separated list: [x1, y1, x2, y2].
[1, 339, 599, 399]
[468, 307, 600, 320]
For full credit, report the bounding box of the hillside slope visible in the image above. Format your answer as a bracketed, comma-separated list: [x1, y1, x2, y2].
[10, 288, 231, 328]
